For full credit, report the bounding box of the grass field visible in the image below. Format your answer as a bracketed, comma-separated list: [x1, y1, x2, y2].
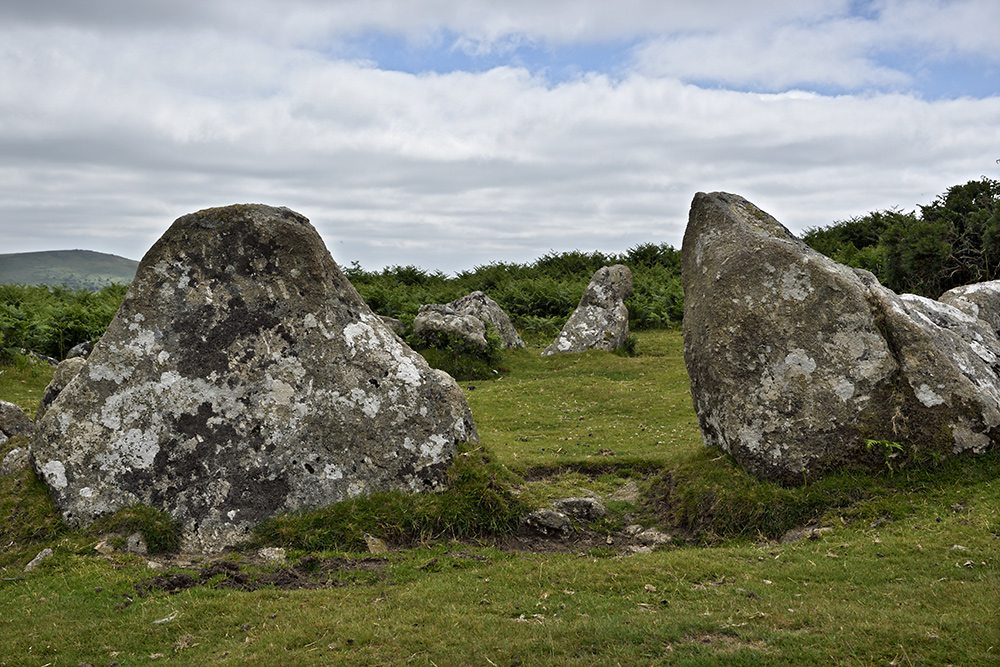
[1, 330, 998, 666]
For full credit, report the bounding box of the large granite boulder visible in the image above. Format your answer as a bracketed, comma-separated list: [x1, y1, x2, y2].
[449, 291, 525, 349]
[30, 204, 478, 551]
[541, 265, 633, 356]
[682, 192, 998, 484]
[413, 305, 489, 350]
[414, 291, 524, 350]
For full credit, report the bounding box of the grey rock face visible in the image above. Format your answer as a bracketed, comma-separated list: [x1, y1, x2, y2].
[522, 508, 572, 538]
[413, 305, 489, 349]
[30, 204, 478, 551]
[541, 265, 633, 356]
[939, 281, 1000, 334]
[35, 357, 87, 423]
[551, 496, 607, 520]
[0, 399, 33, 442]
[682, 192, 998, 484]
[448, 292, 525, 349]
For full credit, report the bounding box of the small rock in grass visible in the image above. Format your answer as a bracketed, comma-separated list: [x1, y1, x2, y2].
[523, 509, 573, 538]
[24, 548, 53, 571]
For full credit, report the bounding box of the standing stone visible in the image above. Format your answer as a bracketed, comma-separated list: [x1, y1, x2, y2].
[682, 192, 999, 484]
[30, 204, 478, 551]
[541, 265, 633, 356]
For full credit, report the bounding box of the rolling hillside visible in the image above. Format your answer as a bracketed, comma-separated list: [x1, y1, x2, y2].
[0, 249, 138, 291]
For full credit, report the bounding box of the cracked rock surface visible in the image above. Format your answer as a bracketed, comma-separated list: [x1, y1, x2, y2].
[682, 192, 999, 484]
[31, 204, 478, 551]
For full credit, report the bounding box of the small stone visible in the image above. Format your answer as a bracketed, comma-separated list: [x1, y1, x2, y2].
[636, 529, 672, 546]
[257, 546, 287, 563]
[523, 509, 573, 538]
[24, 548, 53, 571]
[364, 533, 389, 554]
[1, 447, 29, 476]
[0, 400, 33, 441]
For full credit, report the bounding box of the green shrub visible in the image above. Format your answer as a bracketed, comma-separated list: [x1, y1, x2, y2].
[409, 325, 505, 381]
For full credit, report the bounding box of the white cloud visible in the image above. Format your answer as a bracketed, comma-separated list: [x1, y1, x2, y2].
[0, 1, 998, 273]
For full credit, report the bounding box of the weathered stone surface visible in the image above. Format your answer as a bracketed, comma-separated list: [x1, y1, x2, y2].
[541, 265, 633, 356]
[940, 281, 1000, 335]
[35, 357, 87, 423]
[682, 192, 999, 484]
[413, 305, 488, 349]
[30, 204, 478, 551]
[66, 341, 94, 359]
[448, 292, 525, 349]
[551, 496, 607, 520]
[522, 508, 573, 538]
[0, 399, 33, 442]
[1, 447, 29, 476]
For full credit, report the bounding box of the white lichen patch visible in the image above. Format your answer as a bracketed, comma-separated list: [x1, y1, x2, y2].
[421, 433, 450, 461]
[779, 264, 813, 301]
[832, 378, 856, 401]
[42, 460, 67, 489]
[915, 383, 946, 407]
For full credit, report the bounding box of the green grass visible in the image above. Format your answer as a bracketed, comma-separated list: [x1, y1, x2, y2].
[2, 330, 998, 666]
[0, 358, 53, 418]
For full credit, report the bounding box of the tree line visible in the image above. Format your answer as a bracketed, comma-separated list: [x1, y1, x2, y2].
[802, 177, 1000, 298]
[4, 176, 995, 364]
[1, 244, 684, 363]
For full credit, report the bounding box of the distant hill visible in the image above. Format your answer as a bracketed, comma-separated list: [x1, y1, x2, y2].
[0, 250, 139, 291]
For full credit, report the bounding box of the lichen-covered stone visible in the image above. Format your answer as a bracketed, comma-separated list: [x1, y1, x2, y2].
[30, 204, 478, 551]
[939, 280, 1000, 335]
[541, 265, 633, 356]
[0, 399, 33, 442]
[682, 192, 998, 484]
[413, 305, 489, 349]
[35, 356, 87, 423]
[448, 292, 525, 349]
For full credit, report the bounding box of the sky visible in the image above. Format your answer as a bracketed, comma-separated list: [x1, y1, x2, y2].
[1, 0, 998, 275]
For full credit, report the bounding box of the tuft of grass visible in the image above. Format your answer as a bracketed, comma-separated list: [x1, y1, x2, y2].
[251, 444, 528, 551]
[90, 504, 183, 555]
[0, 437, 66, 569]
[652, 442, 1000, 543]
